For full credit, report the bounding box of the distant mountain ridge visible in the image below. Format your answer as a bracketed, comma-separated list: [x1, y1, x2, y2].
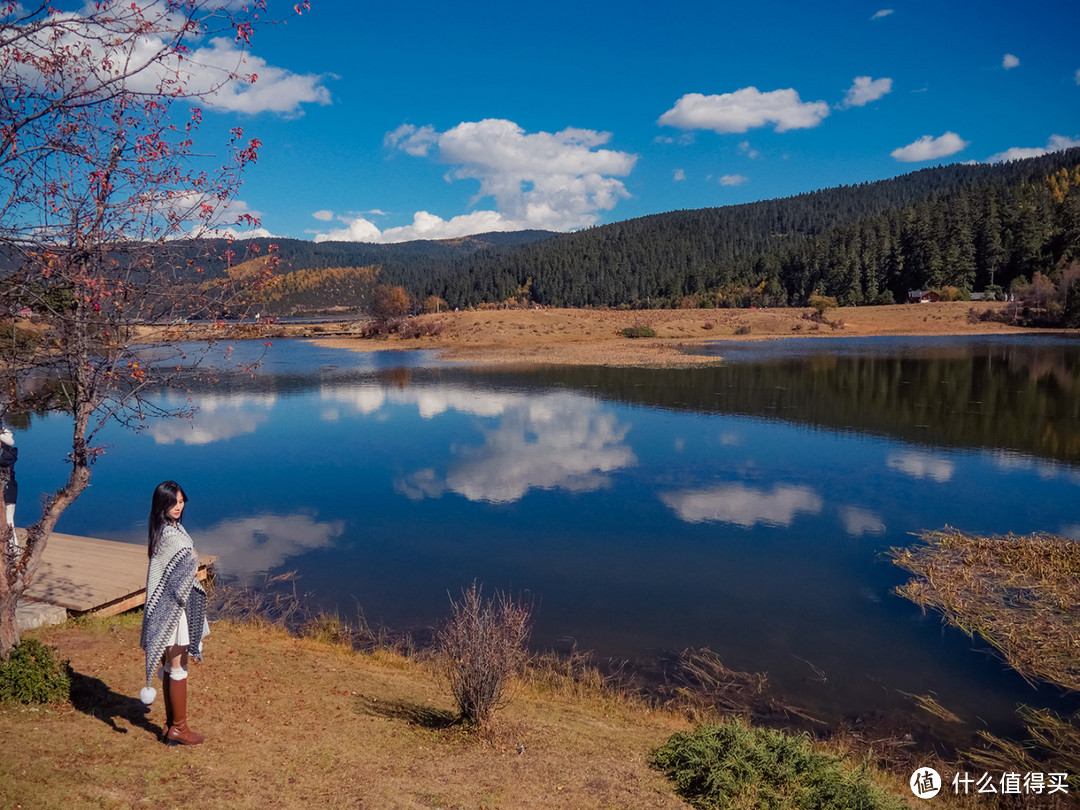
[398, 148, 1080, 309]
[228, 149, 1080, 312]
[9, 153, 1074, 314]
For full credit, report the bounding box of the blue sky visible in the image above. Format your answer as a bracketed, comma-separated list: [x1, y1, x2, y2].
[122, 1, 1080, 242]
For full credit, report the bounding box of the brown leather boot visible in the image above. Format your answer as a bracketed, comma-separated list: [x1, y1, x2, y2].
[165, 675, 205, 746]
[160, 671, 174, 738]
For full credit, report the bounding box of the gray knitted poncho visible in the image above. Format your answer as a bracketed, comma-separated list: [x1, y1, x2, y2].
[139, 523, 208, 693]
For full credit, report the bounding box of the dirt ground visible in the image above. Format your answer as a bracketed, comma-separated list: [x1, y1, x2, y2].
[307, 302, 1039, 367]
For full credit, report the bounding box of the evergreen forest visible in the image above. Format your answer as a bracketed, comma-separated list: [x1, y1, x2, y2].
[47, 148, 1080, 315]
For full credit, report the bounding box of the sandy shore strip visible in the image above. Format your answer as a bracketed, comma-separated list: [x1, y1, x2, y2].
[306, 302, 1046, 367]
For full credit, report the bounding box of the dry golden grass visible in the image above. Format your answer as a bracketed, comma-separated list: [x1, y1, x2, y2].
[134, 301, 1047, 368]
[891, 529, 1080, 797]
[304, 302, 1037, 367]
[0, 615, 691, 809]
[891, 528, 1080, 692]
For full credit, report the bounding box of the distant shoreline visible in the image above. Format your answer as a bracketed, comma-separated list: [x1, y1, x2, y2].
[138, 301, 1055, 368]
[304, 301, 1048, 367]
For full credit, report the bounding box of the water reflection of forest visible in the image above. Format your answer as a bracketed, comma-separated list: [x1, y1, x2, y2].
[29, 338, 1073, 464]
[464, 341, 1080, 463]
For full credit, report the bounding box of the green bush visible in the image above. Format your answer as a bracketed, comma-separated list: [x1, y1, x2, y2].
[808, 294, 838, 314]
[621, 324, 657, 338]
[652, 721, 905, 810]
[0, 638, 72, 705]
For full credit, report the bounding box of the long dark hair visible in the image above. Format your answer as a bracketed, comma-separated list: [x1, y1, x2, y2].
[148, 480, 188, 558]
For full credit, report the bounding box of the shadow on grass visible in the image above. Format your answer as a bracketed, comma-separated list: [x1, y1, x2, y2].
[69, 671, 161, 738]
[354, 695, 458, 730]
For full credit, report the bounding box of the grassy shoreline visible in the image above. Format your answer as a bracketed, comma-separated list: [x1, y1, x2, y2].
[136, 301, 1052, 369]
[1, 610, 929, 809]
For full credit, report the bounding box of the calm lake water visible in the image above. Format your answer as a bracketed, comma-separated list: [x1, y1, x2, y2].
[13, 334, 1080, 734]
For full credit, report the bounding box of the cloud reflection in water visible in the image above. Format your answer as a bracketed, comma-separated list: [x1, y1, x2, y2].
[319, 384, 637, 503]
[196, 513, 345, 585]
[839, 505, 886, 537]
[660, 483, 823, 527]
[147, 392, 277, 445]
[886, 451, 954, 482]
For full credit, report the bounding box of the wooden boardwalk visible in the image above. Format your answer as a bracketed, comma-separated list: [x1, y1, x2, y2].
[18, 529, 216, 619]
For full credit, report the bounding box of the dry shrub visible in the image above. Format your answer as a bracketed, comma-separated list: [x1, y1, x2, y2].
[621, 324, 657, 338]
[436, 582, 531, 727]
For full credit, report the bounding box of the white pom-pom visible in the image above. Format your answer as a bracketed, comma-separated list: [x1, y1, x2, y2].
[140, 686, 157, 705]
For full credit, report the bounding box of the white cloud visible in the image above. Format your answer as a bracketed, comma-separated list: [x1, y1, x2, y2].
[660, 483, 822, 527]
[842, 76, 893, 107]
[317, 119, 638, 243]
[890, 132, 969, 162]
[315, 209, 520, 244]
[172, 37, 332, 115]
[384, 124, 439, 157]
[719, 174, 748, 186]
[738, 141, 759, 159]
[986, 134, 1080, 163]
[312, 210, 335, 222]
[152, 189, 273, 240]
[1076, 68, 1080, 85]
[658, 88, 830, 134]
[9, 9, 331, 116]
[1002, 53, 1020, 70]
[673, 169, 686, 182]
[886, 451, 954, 482]
[872, 9, 894, 19]
[840, 506, 885, 537]
[195, 224, 276, 240]
[655, 133, 697, 146]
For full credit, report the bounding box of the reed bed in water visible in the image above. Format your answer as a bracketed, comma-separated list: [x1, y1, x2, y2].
[889, 528, 1080, 693]
[891, 529, 1080, 793]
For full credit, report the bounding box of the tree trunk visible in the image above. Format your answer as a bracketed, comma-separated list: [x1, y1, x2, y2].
[0, 445, 92, 660]
[0, 485, 17, 659]
[0, 583, 18, 660]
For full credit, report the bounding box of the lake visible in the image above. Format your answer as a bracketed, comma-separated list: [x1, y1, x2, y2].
[13, 334, 1080, 735]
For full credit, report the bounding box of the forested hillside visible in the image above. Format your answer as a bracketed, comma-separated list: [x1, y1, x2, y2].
[407, 148, 1080, 309]
[118, 149, 1080, 314]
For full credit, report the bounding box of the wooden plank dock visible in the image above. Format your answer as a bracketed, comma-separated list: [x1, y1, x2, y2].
[17, 529, 216, 620]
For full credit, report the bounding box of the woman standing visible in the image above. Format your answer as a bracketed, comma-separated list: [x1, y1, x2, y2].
[139, 481, 209, 745]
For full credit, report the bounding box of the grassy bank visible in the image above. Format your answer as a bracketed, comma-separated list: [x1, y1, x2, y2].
[0, 612, 932, 809]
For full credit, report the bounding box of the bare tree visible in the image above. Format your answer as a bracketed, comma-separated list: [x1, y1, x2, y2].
[0, 0, 310, 657]
[436, 582, 532, 727]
